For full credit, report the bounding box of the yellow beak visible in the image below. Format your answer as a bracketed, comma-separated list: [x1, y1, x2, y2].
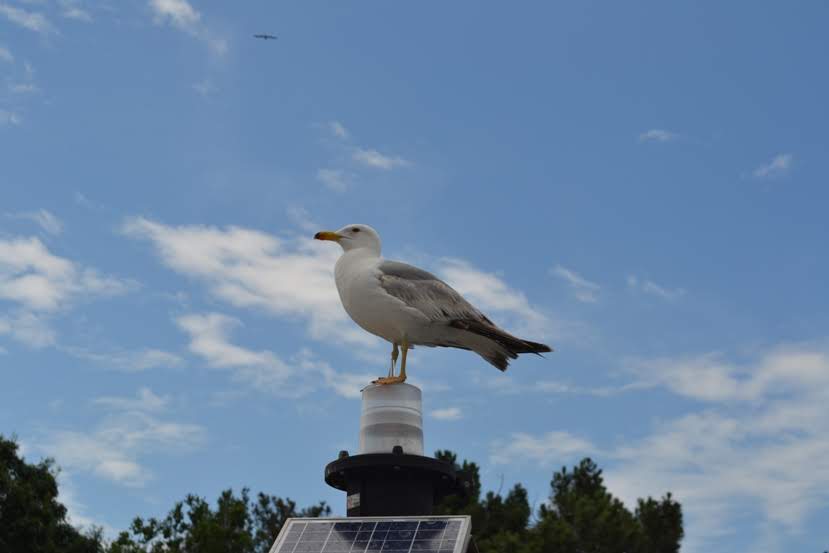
[314, 231, 343, 242]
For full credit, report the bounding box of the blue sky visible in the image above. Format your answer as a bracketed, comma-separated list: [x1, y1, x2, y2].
[2, 1, 828, 552]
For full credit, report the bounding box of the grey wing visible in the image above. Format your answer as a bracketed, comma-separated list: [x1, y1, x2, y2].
[377, 260, 492, 324]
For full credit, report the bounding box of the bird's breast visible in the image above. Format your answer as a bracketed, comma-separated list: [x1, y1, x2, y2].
[334, 255, 408, 342]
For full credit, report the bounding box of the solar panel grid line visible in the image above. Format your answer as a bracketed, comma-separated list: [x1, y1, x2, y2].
[286, 521, 307, 553]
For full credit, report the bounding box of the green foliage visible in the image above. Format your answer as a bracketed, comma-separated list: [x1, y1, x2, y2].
[435, 454, 683, 553]
[109, 489, 330, 553]
[0, 434, 103, 553]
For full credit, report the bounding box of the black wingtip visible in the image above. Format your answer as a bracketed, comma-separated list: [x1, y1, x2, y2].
[522, 340, 553, 354]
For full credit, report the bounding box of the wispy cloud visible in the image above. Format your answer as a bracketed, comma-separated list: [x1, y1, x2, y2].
[316, 168, 348, 192]
[0, 45, 12, 63]
[474, 371, 646, 397]
[93, 387, 169, 412]
[148, 0, 226, 55]
[753, 153, 793, 179]
[639, 129, 677, 142]
[627, 274, 685, 301]
[491, 431, 595, 466]
[192, 79, 216, 97]
[176, 312, 374, 398]
[66, 346, 184, 371]
[7, 59, 39, 96]
[6, 209, 63, 235]
[0, 311, 55, 347]
[73, 191, 105, 211]
[329, 120, 349, 139]
[552, 265, 600, 303]
[59, 0, 92, 22]
[285, 205, 320, 233]
[0, 109, 22, 126]
[39, 387, 205, 487]
[9, 82, 38, 94]
[0, 3, 56, 34]
[352, 148, 410, 170]
[430, 407, 463, 421]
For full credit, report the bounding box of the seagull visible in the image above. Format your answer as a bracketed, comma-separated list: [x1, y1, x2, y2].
[315, 224, 552, 384]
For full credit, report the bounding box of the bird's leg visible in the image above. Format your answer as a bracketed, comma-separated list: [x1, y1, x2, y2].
[399, 339, 408, 382]
[374, 340, 408, 385]
[389, 343, 399, 377]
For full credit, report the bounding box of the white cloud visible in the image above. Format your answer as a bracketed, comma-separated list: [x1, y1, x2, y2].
[329, 120, 349, 139]
[0, 3, 55, 34]
[316, 168, 348, 192]
[639, 129, 677, 142]
[627, 274, 685, 301]
[628, 346, 829, 404]
[0, 45, 12, 63]
[0, 235, 136, 348]
[123, 217, 372, 346]
[753, 153, 793, 179]
[0, 236, 135, 312]
[352, 148, 410, 170]
[430, 407, 462, 420]
[552, 264, 600, 303]
[149, 0, 199, 28]
[148, 0, 226, 55]
[496, 344, 829, 553]
[176, 312, 374, 398]
[0, 109, 22, 126]
[6, 209, 63, 235]
[177, 312, 293, 385]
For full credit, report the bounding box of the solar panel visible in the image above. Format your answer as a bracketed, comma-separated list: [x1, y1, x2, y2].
[268, 516, 471, 553]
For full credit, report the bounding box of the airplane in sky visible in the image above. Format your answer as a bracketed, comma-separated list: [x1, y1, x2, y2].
[253, 34, 278, 40]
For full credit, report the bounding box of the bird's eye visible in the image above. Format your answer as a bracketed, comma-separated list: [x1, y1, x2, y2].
[352, 228, 361, 233]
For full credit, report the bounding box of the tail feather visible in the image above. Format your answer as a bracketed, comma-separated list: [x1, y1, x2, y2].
[449, 319, 553, 371]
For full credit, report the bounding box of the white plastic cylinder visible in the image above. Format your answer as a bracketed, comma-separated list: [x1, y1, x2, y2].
[359, 383, 424, 456]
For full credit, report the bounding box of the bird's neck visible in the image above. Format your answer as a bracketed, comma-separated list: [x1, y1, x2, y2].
[341, 246, 380, 259]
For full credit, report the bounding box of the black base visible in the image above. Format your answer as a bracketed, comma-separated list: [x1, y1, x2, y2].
[325, 450, 457, 517]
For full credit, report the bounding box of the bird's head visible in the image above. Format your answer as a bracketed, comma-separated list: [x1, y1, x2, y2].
[314, 224, 381, 254]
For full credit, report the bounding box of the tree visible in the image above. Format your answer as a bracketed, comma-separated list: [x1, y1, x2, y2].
[108, 488, 330, 553]
[435, 453, 683, 553]
[0, 434, 103, 553]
